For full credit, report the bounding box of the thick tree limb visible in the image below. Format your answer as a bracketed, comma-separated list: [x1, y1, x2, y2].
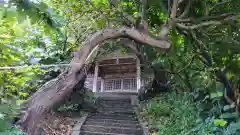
[179, 0, 190, 18]
[119, 38, 147, 65]
[159, 26, 170, 38]
[85, 45, 99, 64]
[19, 27, 171, 134]
[170, 0, 179, 19]
[178, 0, 185, 4]
[119, 39, 141, 56]
[0, 64, 69, 70]
[176, 21, 222, 30]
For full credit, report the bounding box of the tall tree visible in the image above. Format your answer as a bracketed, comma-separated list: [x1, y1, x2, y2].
[13, 0, 240, 134]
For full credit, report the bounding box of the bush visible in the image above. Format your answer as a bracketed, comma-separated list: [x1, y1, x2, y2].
[139, 92, 200, 135]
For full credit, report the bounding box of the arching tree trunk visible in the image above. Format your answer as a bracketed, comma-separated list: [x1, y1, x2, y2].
[18, 27, 170, 134]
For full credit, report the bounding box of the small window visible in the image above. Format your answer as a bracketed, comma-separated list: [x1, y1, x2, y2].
[113, 79, 121, 89]
[123, 78, 137, 89]
[104, 80, 113, 90]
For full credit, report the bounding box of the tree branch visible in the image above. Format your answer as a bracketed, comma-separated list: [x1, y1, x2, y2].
[179, 0, 190, 18]
[178, 0, 185, 4]
[176, 12, 236, 23]
[140, 0, 147, 21]
[119, 38, 142, 58]
[0, 64, 70, 70]
[209, 0, 232, 13]
[170, 0, 179, 19]
[176, 20, 222, 30]
[160, 54, 198, 74]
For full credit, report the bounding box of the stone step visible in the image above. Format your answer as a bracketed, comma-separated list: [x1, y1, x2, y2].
[91, 111, 136, 116]
[98, 97, 131, 102]
[99, 99, 131, 102]
[96, 111, 136, 115]
[79, 131, 129, 135]
[89, 113, 136, 118]
[99, 103, 132, 107]
[78, 97, 143, 135]
[99, 101, 131, 105]
[84, 121, 142, 128]
[87, 115, 138, 121]
[96, 110, 136, 115]
[86, 118, 139, 124]
[99, 103, 131, 106]
[100, 106, 133, 109]
[98, 107, 134, 111]
[98, 104, 133, 107]
[81, 125, 143, 135]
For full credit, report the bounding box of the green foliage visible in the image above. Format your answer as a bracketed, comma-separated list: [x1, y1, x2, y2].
[57, 88, 95, 113]
[0, 0, 240, 134]
[139, 91, 240, 135]
[189, 116, 240, 135]
[0, 128, 26, 135]
[139, 92, 200, 135]
[0, 0, 74, 133]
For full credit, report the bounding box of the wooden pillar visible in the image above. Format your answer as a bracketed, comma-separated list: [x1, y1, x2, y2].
[136, 58, 141, 91]
[93, 63, 99, 92]
[101, 79, 104, 92]
[121, 79, 123, 90]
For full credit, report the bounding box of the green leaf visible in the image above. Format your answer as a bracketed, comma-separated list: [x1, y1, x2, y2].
[237, 14, 240, 25]
[214, 119, 227, 127]
[12, 26, 25, 36]
[17, 10, 27, 24]
[0, 104, 11, 114]
[0, 119, 9, 132]
[6, 7, 17, 18]
[223, 105, 234, 111]
[210, 92, 223, 99]
[225, 120, 240, 135]
[38, 2, 49, 12]
[133, 12, 140, 18]
[19, 92, 29, 97]
[0, 113, 5, 119]
[0, 128, 26, 135]
[0, 9, 4, 20]
[220, 112, 238, 119]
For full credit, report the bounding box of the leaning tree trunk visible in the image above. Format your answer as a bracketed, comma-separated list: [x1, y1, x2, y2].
[19, 27, 170, 134]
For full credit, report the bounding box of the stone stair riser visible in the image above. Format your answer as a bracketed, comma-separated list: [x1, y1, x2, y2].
[78, 97, 144, 135]
[81, 125, 143, 135]
[84, 121, 142, 128]
[85, 118, 139, 124]
[87, 116, 138, 120]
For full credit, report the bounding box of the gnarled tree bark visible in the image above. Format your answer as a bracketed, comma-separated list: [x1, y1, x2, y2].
[18, 27, 171, 134]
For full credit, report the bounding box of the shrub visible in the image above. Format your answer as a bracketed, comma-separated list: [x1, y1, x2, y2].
[139, 92, 200, 135]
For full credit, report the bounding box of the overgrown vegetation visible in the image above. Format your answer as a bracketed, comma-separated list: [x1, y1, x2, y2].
[139, 92, 199, 135]
[0, 0, 95, 133]
[139, 89, 240, 135]
[0, 0, 240, 134]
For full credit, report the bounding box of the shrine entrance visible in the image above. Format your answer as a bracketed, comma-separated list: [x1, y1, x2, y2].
[85, 50, 152, 93]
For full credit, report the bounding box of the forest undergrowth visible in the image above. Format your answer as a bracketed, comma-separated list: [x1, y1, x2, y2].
[139, 91, 240, 135]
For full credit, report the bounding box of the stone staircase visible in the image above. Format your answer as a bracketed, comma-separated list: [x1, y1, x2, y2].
[79, 96, 144, 135]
